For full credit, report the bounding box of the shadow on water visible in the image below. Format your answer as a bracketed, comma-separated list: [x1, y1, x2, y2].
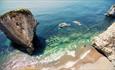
[11, 33, 46, 56]
[32, 34, 46, 56]
[105, 16, 115, 23]
[102, 16, 115, 30]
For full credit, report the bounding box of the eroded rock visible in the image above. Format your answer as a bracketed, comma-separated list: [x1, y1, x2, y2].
[58, 22, 71, 29]
[92, 22, 115, 66]
[0, 9, 37, 54]
[105, 4, 115, 17]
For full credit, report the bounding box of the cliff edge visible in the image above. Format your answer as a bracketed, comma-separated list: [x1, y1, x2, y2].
[92, 22, 115, 66]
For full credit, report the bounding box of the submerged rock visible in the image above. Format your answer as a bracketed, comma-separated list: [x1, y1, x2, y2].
[92, 22, 115, 66]
[105, 4, 115, 17]
[0, 9, 37, 54]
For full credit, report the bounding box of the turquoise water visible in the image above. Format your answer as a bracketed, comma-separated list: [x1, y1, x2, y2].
[0, 0, 115, 68]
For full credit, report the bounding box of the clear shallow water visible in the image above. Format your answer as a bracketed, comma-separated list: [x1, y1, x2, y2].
[0, 0, 115, 69]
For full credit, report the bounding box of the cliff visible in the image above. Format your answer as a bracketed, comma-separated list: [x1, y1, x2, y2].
[92, 22, 115, 66]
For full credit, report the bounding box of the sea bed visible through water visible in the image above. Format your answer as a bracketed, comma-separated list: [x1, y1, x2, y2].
[0, 0, 115, 70]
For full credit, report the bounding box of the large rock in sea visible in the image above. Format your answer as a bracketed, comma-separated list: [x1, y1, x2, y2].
[0, 9, 37, 54]
[92, 22, 115, 66]
[105, 4, 115, 17]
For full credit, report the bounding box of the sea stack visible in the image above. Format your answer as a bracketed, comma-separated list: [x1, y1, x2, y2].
[0, 9, 37, 54]
[92, 22, 115, 66]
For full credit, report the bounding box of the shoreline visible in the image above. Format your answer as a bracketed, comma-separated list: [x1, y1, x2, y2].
[2, 46, 114, 70]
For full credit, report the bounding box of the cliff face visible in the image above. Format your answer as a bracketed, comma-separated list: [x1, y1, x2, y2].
[0, 9, 37, 54]
[92, 22, 115, 66]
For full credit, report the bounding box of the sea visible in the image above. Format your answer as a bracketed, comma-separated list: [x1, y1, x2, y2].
[0, 0, 115, 70]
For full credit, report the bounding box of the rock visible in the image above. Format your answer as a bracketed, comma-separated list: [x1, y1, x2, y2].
[92, 22, 115, 66]
[77, 47, 114, 70]
[105, 4, 115, 17]
[73, 20, 81, 26]
[0, 9, 37, 54]
[58, 22, 71, 29]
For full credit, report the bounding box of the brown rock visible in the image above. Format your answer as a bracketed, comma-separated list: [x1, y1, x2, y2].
[92, 22, 115, 66]
[0, 9, 37, 54]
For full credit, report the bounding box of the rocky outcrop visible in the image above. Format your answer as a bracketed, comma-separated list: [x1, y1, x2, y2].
[92, 22, 115, 66]
[0, 9, 37, 54]
[105, 4, 115, 17]
[58, 22, 71, 29]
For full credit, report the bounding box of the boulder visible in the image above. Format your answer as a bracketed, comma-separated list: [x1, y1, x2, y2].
[0, 9, 37, 54]
[105, 4, 115, 17]
[92, 22, 115, 66]
[58, 22, 71, 29]
[73, 20, 81, 26]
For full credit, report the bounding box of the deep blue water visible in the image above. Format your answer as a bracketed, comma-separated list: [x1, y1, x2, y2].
[0, 0, 115, 65]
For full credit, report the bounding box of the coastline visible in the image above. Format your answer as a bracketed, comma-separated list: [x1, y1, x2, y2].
[0, 0, 115, 70]
[1, 46, 114, 70]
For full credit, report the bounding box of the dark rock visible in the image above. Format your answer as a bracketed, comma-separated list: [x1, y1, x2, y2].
[0, 9, 37, 54]
[105, 4, 115, 17]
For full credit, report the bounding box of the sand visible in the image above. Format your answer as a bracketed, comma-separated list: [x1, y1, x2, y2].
[2, 46, 114, 70]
